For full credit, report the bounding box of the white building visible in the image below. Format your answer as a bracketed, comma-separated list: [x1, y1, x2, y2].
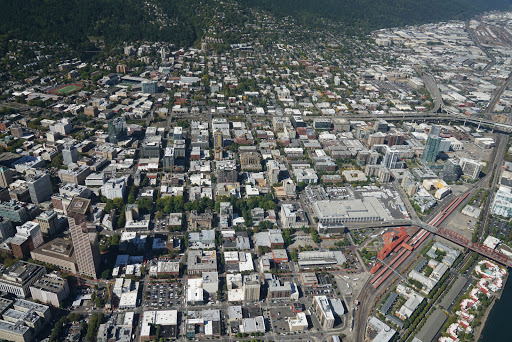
[459, 158, 483, 180]
[100, 176, 127, 200]
[492, 185, 512, 218]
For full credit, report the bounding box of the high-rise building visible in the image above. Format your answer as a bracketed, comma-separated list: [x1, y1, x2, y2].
[0, 200, 37, 224]
[441, 159, 462, 182]
[68, 197, 100, 279]
[108, 117, 127, 144]
[36, 210, 59, 237]
[62, 144, 79, 166]
[459, 158, 483, 180]
[142, 81, 158, 94]
[173, 127, 183, 140]
[383, 148, 401, 169]
[26, 172, 52, 205]
[0, 218, 14, 243]
[16, 221, 43, 250]
[422, 135, 442, 163]
[0, 167, 13, 188]
[430, 125, 442, 136]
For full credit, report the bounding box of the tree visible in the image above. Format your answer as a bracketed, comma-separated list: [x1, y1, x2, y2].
[137, 197, 154, 215]
[51, 153, 63, 168]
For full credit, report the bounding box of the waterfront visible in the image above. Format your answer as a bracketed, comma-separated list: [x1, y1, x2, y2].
[479, 275, 511, 341]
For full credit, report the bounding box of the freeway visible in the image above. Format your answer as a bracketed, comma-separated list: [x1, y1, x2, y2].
[420, 71, 443, 113]
[486, 71, 512, 113]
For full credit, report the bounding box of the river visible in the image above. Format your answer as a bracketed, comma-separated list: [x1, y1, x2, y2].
[479, 275, 512, 341]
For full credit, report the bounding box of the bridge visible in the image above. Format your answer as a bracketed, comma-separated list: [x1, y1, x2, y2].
[411, 219, 512, 268]
[340, 112, 512, 133]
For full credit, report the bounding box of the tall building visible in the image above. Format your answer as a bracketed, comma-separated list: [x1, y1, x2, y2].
[173, 126, 183, 140]
[0, 201, 37, 224]
[422, 135, 442, 163]
[108, 117, 127, 144]
[383, 148, 401, 169]
[16, 221, 43, 250]
[62, 144, 79, 166]
[26, 172, 52, 205]
[312, 296, 335, 329]
[142, 81, 158, 94]
[36, 210, 59, 237]
[441, 159, 462, 182]
[459, 158, 483, 180]
[0, 218, 14, 243]
[0, 167, 13, 188]
[68, 197, 100, 279]
[430, 125, 441, 136]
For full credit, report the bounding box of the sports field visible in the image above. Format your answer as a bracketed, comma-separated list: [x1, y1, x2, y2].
[50, 84, 83, 95]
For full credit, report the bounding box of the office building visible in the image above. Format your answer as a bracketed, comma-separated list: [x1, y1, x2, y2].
[173, 126, 183, 140]
[0, 297, 51, 342]
[142, 81, 158, 94]
[141, 141, 161, 158]
[26, 172, 52, 205]
[62, 144, 79, 166]
[243, 274, 260, 302]
[29, 273, 69, 307]
[441, 159, 462, 183]
[187, 250, 217, 275]
[57, 165, 91, 185]
[0, 218, 14, 243]
[68, 197, 100, 279]
[383, 148, 401, 169]
[459, 158, 483, 180]
[0, 167, 13, 188]
[7, 221, 44, 259]
[214, 130, 223, 149]
[100, 176, 127, 200]
[163, 147, 175, 169]
[240, 152, 262, 171]
[492, 185, 512, 218]
[36, 210, 59, 237]
[0, 261, 46, 298]
[313, 296, 335, 329]
[430, 125, 441, 136]
[30, 238, 78, 274]
[422, 135, 441, 163]
[108, 117, 127, 144]
[0, 201, 38, 225]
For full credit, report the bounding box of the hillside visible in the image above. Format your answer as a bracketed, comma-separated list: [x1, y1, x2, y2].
[0, 0, 510, 48]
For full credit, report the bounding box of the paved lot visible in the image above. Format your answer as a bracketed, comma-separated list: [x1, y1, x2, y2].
[268, 306, 295, 334]
[144, 281, 184, 310]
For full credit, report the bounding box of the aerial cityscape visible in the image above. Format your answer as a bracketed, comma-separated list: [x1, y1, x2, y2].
[1, 1, 512, 342]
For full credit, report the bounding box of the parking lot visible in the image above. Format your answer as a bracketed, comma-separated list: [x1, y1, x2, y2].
[267, 306, 296, 334]
[144, 281, 183, 309]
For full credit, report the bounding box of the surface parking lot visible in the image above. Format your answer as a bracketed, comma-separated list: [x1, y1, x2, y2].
[145, 281, 183, 309]
[267, 306, 296, 334]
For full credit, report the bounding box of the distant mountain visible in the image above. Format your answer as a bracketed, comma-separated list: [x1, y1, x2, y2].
[0, 0, 510, 49]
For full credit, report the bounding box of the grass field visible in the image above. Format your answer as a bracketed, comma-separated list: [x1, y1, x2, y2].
[55, 85, 82, 94]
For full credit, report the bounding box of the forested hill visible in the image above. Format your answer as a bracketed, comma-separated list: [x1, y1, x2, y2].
[0, 0, 510, 49]
[240, 0, 511, 31]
